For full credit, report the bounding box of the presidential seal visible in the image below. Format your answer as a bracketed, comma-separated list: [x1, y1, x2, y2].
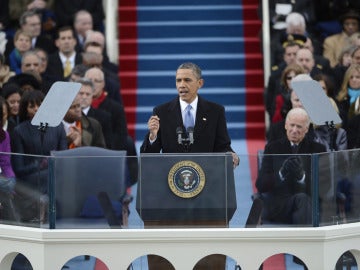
[168, 160, 205, 198]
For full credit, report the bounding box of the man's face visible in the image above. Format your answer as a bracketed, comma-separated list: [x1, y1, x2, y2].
[22, 15, 41, 38]
[343, 18, 359, 36]
[287, 25, 305, 35]
[85, 68, 105, 98]
[176, 68, 203, 103]
[74, 13, 93, 37]
[283, 45, 300, 65]
[85, 45, 102, 55]
[82, 52, 103, 68]
[78, 84, 93, 108]
[35, 50, 48, 73]
[21, 54, 41, 73]
[65, 97, 82, 122]
[296, 49, 314, 74]
[85, 32, 105, 48]
[285, 113, 309, 144]
[56, 30, 77, 55]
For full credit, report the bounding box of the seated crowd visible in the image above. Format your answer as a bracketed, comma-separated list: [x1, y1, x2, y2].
[260, 4, 360, 231]
[266, 7, 360, 151]
[0, 1, 138, 226]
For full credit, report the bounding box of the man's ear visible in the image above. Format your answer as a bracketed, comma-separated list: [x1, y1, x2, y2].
[198, 78, 204, 89]
[304, 125, 309, 134]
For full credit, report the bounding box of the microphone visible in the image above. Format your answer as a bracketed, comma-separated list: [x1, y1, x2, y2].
[187, 127, 194, 144]
[176, 127, 183, 145]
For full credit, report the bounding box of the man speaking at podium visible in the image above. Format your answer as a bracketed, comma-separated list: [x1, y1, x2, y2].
[140, 62, 240, 167]
[140, 62, 239, 270]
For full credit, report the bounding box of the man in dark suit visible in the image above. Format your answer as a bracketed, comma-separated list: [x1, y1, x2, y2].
[140, 62, 239, 270]
[256, 107, 326, 225]
[62, 94, 106, 149]
[81, 50, 122, 104]
[73, 10, 93, 53]
[140, 62, 240, 166]
[54, 0, 105, 32]
[84, 67, 128, 151]
[77, 77, 113, 149]
[46, 26, 82, 82]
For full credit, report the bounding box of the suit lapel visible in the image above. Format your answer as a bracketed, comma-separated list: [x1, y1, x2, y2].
[167, 96, 209, 133]
[195, 97, 209, 132]
[167, 98, 183, 128]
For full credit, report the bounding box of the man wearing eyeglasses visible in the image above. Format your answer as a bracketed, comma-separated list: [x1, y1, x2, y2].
[84, 67, 128, 151]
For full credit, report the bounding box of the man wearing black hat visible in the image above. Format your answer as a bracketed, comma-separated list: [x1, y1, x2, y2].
[323, 9, 360, 67]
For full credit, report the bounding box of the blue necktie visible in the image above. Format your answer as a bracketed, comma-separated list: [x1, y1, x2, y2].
[184, 104, 194, 129]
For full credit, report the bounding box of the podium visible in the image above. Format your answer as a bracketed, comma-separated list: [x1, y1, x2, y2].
[136, 153, 237, 227]
[136, 153, 237, 269]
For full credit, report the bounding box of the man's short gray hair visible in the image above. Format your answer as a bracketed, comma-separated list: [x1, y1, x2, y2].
[286, 107, 310, 127]
[76, 77, 95, 92]
[19, 10, 41, 26]
[177, 62, 202, 80]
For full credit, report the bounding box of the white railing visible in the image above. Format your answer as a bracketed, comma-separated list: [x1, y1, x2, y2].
[0, 223, 359, 269]
[104, 0, 119, 64]
[261, 0, 271, 87]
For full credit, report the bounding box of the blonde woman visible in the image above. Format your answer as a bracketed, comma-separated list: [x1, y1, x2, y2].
[336, 64, 360, 129]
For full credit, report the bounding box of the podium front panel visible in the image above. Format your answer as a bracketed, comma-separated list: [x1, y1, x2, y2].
[136, 153, 237, 225]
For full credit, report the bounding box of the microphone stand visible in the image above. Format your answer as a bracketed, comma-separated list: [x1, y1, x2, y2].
[177, 127, 194, 152]
[325, 121, 336, 151]
[38, 121, 49, 225]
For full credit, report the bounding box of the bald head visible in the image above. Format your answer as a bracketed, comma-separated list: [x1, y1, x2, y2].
[84, 67, 105, 98]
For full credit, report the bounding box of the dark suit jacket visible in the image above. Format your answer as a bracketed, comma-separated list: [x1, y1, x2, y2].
[347, 114, 360, 149]
[256, 137, 326, 222]
[140, 96, 234, 153]
[46, 52, 83, 81]
[104, 75, 122, 105]
[97, 96, 128, 150]
[87, 107, 114, 149]
[256, 137, 326, 193]
[80, 114, 105, 148]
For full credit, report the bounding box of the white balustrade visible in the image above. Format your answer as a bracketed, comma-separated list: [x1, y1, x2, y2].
[0, 223, 359, 269]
